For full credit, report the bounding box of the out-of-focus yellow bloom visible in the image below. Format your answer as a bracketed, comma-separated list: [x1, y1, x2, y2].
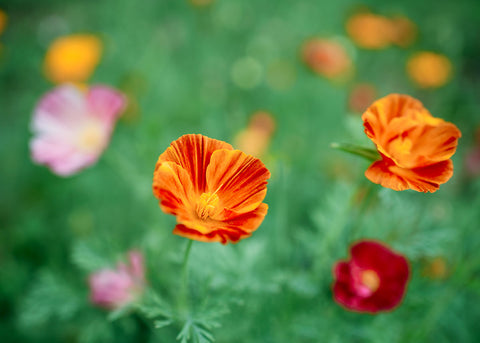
[0, 9, 7, 36]
[235, 111, 276, 158]
[422, 257, 448, 280]
[189, 0, 215, 7]
[44, 34, 102, 84]
[390, 16, 417, 48]
[407, 52, 452, 88]
[346, 12, 393, 49]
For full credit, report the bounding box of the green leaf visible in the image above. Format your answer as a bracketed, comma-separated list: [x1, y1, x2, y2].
[330, 142, 380, 161]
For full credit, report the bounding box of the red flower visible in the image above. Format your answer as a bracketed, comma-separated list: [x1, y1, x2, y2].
[332, 240, 410, 313]
[152, 134, 270, 244]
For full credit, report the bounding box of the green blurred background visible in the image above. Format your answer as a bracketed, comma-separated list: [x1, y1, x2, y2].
[1, 0, 480, 342]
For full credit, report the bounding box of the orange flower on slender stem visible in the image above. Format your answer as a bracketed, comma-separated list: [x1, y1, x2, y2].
[44, 34, 102, 84]
[152, 134, 270, 244]
[362, 94, 461, 192]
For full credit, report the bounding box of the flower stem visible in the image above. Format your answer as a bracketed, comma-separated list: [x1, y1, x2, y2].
[179, 240, 193, 316]
[330, 142, 380, 162]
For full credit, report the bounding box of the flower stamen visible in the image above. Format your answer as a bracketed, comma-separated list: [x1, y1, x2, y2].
[361, 269, 380, 293]
[196, 192, 220, 220]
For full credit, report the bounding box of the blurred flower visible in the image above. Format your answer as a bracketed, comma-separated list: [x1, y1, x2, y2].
[390, 16, 417, 48]
[362, 94, 461, 192]
[465, 148, 480, 176]
[422, 256, 448, 280]
[346, 12, 393, 49]
[302, 38, 352, 79]
[89, 251, 145, 310]
[189, 0, 215, 7]
[152, 134, 270, 244]
[0, 9, 7, 36]
[44, 34, 102, 84]
[348, 83, 377, 113]
[465, 135, 480, 176]
[235, 111, 276, 158]
[30, 84, 126, 176]
[332, 240, 410, 313]
[407, 52, 452, 88]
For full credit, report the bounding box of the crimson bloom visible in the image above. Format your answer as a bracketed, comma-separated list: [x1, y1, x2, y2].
[332, 240, 410, 313]
[152, 134, 270, 244]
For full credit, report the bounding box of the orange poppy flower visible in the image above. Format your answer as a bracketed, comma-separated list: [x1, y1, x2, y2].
[152, 134, 270, 244]
[362, 94, 461, 192]
[407, 52, 452, 89]
[44, 34, 102, 84]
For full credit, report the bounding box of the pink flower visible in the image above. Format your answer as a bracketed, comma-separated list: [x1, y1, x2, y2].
[89, 251, 145, 310]
[30, 84, 125, 176]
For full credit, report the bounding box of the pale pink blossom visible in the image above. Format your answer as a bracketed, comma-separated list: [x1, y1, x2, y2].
[89, 251, 145, 309]
[30, 84, 125, 176]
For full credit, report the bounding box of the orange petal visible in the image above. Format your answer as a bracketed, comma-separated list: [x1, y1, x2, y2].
[206, 149, 270, 216]
[362, 94, 425, 145]
[223, 203, 269, 233]
[407, 122, 461, 166]
[365, 158, 453, 193]
[156, 134, 233, 193]
[173, 224, 251, 244]
[152, 161, 195, 219]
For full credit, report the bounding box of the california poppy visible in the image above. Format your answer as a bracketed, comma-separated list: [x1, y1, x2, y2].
[152, 134, 270, 244]
[362, 94, 461, 192]
[30, 84, 125, 176]
[332, 240, 410, 313]
[44, 34, 102, 84]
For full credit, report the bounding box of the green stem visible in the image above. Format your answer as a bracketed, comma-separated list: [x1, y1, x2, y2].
[179, 240, 193, 316]
[330, 142, 380, 162]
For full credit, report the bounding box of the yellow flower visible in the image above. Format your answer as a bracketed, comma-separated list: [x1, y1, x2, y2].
[44, 34, 102, 84]
[407, 52, 452, 88]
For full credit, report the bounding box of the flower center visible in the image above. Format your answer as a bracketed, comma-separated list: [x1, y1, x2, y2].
[391, 136, 412, 155]
[360, 269, 380, 293]
[196, 192, 220, 220]
[78, 123, 103, 152]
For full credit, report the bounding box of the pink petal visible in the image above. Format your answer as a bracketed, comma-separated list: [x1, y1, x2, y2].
[86, 86, 126, 126]
[32, 84, 86, 135]
[127, 251, 144, 281]
[30, 136, 97, 177]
